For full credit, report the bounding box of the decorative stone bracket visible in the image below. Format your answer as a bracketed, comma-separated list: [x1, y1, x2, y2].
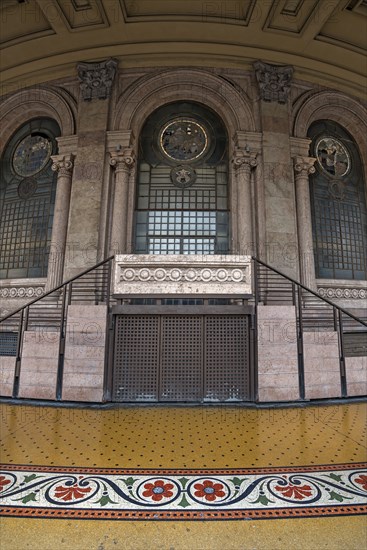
[254, 61, 293, 104]
[77, 58, 117, 101]
[113, 255, 252, 297]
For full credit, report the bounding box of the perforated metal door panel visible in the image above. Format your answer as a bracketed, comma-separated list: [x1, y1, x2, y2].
[113, 315, 159, 401]
[204, 315, 249, 401]
[113, 312, 251, 403]
[160, 315, 202, 402]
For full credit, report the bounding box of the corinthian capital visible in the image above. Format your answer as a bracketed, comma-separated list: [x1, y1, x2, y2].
[109, 149, 135, 173]
[51, 154, 75, 177]
[232, 148, 258, 171]
[293, 156, 316, 176]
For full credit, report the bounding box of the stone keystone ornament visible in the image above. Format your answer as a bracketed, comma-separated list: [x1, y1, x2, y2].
[77, 58, 118, 101]
[254, 61, 293, 104]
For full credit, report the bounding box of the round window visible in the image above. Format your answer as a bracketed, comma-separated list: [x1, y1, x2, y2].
[159, 119, 209, 162]
[12, 133, 52, 177]
[315, 136, 350, 178]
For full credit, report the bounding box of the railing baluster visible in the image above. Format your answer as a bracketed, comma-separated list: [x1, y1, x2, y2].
[12, 309, 25, 398]
[338, 310, 347, 398]
[253, 259, 259, 307]
[333, 306, 338, 332]
[56, 285, 68, 400]
[106, 259, 112, 309]
[296, 286, 305, 400]
[68, 282, 73, 305]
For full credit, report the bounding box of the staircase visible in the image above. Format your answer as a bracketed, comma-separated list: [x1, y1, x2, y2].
[253, 257, 367, 400]
[0, 257, 114, 399]
[254, 259, 366, 333]
[1, 256, 366, 402]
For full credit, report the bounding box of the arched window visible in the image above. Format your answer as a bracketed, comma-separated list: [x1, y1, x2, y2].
[134, 102, 229, 255]
[308, 120, 367, 280]
[0, 118, 60, 279]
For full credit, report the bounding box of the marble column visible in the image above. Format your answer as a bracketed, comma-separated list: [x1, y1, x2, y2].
[232, 148, 258, 255]
[109, 149, 135, 254]
[46, 154, 74, 290]
[293, 156, 317, 290]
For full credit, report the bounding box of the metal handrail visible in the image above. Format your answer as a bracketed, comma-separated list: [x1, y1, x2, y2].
[0, 256, 115, 400]
[0, 256, 114, 323]
[252, 256, 366, 400]
[252, 257, 367, 328]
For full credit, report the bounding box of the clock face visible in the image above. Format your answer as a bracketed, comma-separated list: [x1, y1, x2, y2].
[315, 136, 350, 178]
[159, 119, 209, 162]
[12, 134, 52, 177]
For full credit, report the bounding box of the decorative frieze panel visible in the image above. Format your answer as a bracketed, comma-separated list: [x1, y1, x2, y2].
[0, 286, 44, 299]
[114, 255, 252, 297]
[318, 287, 367, 300]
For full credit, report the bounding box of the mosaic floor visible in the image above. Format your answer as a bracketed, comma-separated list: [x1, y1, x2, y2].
[0, 402, 366, 548]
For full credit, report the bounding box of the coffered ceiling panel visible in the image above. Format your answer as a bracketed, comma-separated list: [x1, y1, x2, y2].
[264, 0, 319, 34]
[120, 0, 256, 24]
[0, 0, 55, 46]
[0, 0, 365, 98]
[317, 7, 367, 53]
[56, 0, 109, 30]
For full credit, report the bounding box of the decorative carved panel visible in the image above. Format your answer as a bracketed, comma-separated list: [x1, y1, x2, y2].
[113, 255, 252, 296]
[77, 58, 117, 100]
[253, 61, 293, 104]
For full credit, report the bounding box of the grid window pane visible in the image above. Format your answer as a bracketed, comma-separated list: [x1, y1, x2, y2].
[0, 120, 59, 279]
[310, 123, 367, 280]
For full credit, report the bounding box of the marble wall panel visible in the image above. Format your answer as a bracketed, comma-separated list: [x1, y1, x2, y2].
[257, 305, 299, 401]
[0, 356, 16, 396]
[18, 331, 60, 399]
[62, 305, 107, 402]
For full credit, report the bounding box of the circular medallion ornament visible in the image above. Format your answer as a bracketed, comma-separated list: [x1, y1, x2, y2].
[328, 180, 346, 201]
[315, 137, 350, 178]
[17, 178, 38, 199]
[170, 165, 196, 188]
[13, 134, 52, 177]
[160, 119, 209, 162]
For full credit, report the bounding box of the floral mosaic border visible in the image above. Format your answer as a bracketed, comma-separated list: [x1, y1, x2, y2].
[1, 463, 366, 521]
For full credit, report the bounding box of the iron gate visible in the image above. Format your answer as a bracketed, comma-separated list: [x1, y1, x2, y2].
[111, 308, 252, 402]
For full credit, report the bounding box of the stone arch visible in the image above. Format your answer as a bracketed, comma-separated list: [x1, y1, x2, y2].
[293, 90, 367, 284]
[113, 68, 256, 141]
[0, 87, 76, 153]
[111, 69, 257, 258]
[293, 90, 367, 167]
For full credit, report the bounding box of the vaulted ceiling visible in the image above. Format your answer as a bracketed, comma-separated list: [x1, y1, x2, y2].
[1, 0, 366, 98]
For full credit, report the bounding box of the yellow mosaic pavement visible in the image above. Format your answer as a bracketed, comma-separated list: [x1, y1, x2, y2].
[1, 403, 366, 468]
[1, 402, 366, 549]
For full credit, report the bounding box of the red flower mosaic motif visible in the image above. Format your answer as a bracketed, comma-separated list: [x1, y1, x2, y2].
[0, 476, 11, 491]
[54, 483, 92, 502]
[274, 482, 313, 500]
[194, 480, 226, 501]
[142, 480, 174, 502]
[355, 475, 367, 491]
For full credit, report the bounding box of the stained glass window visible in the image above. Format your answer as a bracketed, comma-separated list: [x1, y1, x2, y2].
[309, 121, 367, 280]
[0, 119, 60, 279]
[134, 102, 229, 255]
